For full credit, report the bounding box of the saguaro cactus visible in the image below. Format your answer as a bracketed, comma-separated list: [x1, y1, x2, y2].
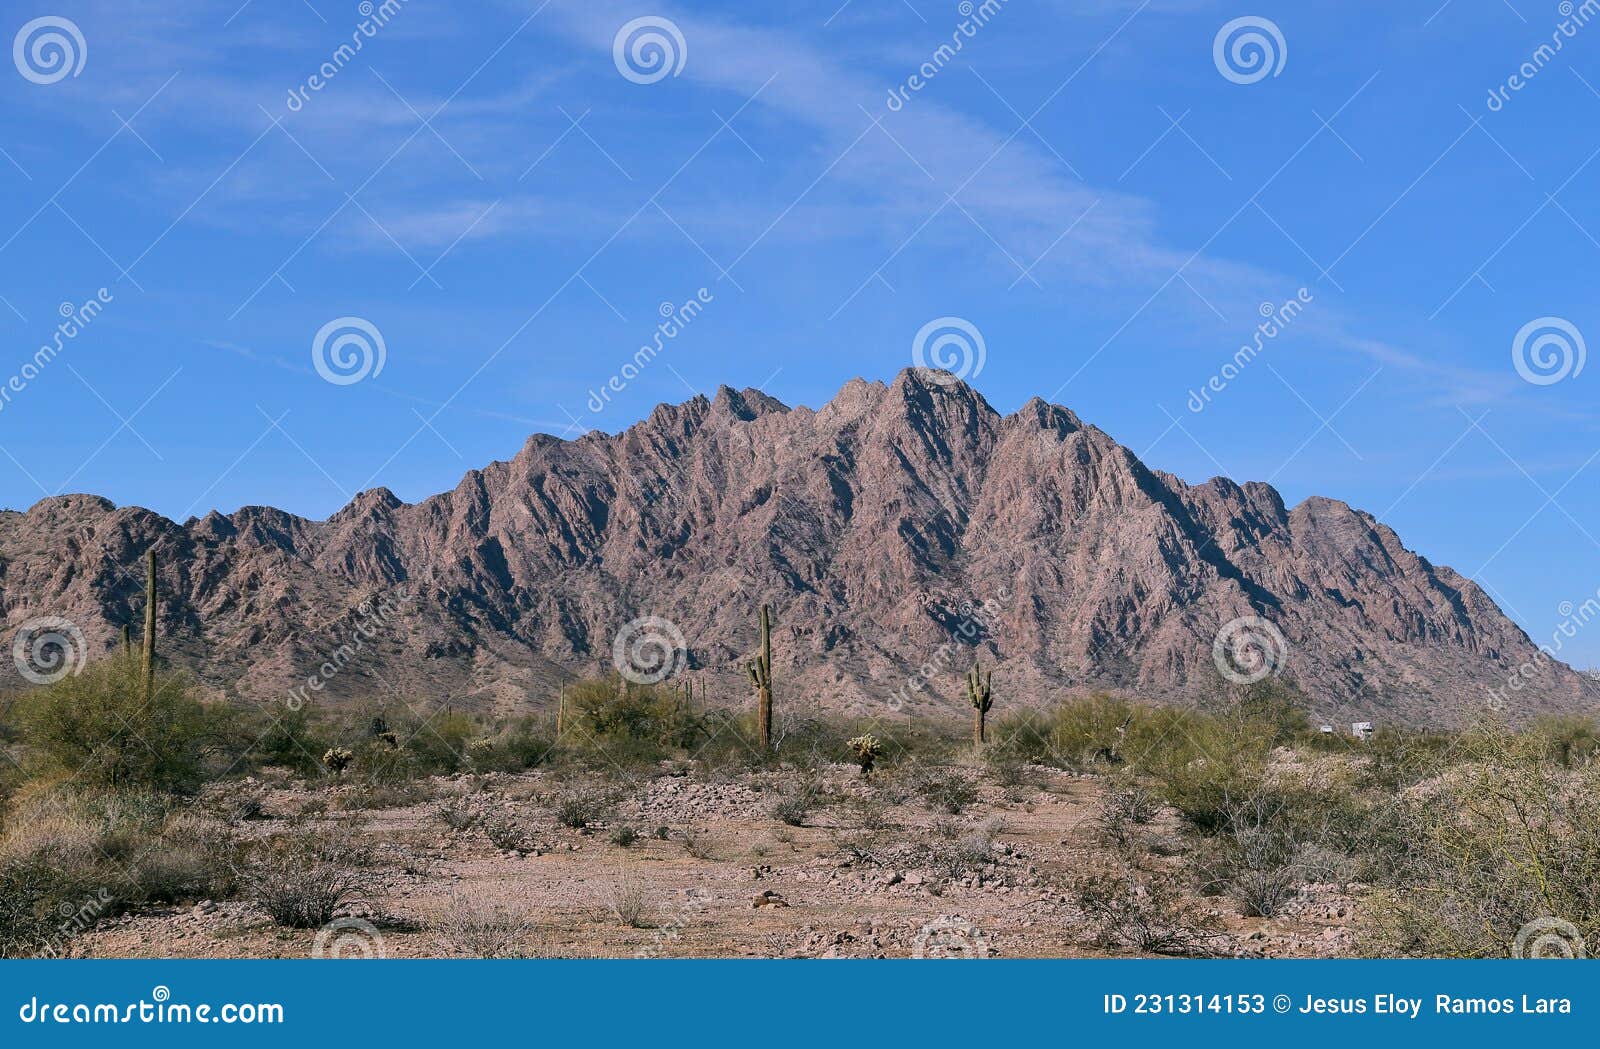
[967, 659, 994, 745]
[141, 548, 157, 705]
[746, 604, 774, 749]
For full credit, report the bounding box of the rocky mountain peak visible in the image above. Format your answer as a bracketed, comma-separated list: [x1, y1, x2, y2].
[0, 373, 1590, 726]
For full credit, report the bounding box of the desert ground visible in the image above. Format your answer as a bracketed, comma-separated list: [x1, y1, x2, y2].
[71, 760, 1359, 960]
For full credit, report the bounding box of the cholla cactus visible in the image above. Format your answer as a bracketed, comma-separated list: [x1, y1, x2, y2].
[467, 738, 496, 766]
[847, 733, 884, 776]
[322, 747, 354, 777]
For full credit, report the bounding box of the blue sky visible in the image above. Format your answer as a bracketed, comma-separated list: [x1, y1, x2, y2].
[2, 0, 1598, 667]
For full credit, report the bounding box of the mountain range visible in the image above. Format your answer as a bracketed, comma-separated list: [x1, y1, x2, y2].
[2, 368, 1592, 727]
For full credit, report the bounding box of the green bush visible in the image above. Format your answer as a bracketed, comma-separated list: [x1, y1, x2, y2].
[1365, 730, 1600, 957]
[16, 656, 209, 792]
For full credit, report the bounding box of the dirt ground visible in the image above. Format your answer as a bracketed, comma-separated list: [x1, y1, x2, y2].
[74, 763, 1363, 959]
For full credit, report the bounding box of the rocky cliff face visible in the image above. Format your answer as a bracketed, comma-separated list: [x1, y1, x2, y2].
[1, 369, 1590, 726]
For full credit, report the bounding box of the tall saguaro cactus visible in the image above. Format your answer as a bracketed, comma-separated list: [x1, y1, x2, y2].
[967, 659, 994, 745]
[141, 548, 157, 705]
[746, 604, 774, 749]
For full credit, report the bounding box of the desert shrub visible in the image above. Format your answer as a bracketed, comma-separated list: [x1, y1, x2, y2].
[839, 791, 894, 832]
[483, 717, 557, 771]
[0, 787, 235, 955]
[433, 890, 533, 958]
[479, 811, 533, 851]
[768, 771, 826, 826]
[1038, 695, 1187, 768]
[769, 792, 811, 827]
[400, 710, 480, 774]
[1074, 854, 1225, 956]
[126, 811, 239, 904]
[245, 704, 330, 775]
[435, 796, 481, 832]
[1203, 677, 1312, 743]
[1096, 778, 1159, 842]
[16, 657, 209, 792]
[335, 778, 435, 811]
[982, 746, 1033, 788]
[916, 768, 978, 815]
[1144, 718, 1275, 833]
[1364, 732, 1600, 957]
[241, 826, 378, 928]
[561, 677, 710, 764]
[680, 826, 715, 859]
[609, 877, 653, 928]
[547, 782, 619, 829]
[926, 823, 997, 883]
[0, 791, 115, 956]
[608, 825, 639, 848]
[1349, 726, 1457, 793]
[1530, 714, 1600, 769]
